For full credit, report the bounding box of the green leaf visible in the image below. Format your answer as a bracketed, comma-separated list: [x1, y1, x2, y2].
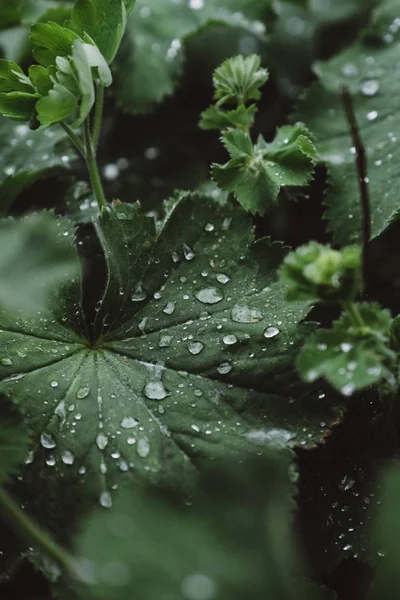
[30, 21, 80, 67]
[212, 124, 317, 214]
[213, 54, 269, 105]
[0, 394, 30, 484]
[368, 463, 400, 600]
[76, 453, 320, 600]
[199, 103, 257, 131]
[0, 59, 33, 93]
[297, 303, 395, 395]
[115, 0, 267, 114]
[36, 82, 77, 126]
[295, 0, 400, 244]
[72, 0, 127, 64]
[0, 115, 77, 213]
[28, 64, 53, 96]
[0, 213, 78, 313]
[0, 195, 342, 525]
[0, 91, 37, 120]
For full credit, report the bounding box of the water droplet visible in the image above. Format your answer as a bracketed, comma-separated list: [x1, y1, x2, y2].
[231, 305, 263, 323]
[131, 284, 147, 302]
[46, 455, 56, 466]
[183, 244, 195, 260]
[244, 428, 295, 448]
[341, 383, 355, 396]
[50, 380, 59, 388]
[340, 342, 352, 353]
[96, 432, 109, 450]
[163, 301, 176, 315]
[188, 341, 204, 355]
[144, 381, 168, 400]
[136, 438, 150, 458]
[191, 424, 200, 433]
[103, 163, 119, 181]
[223, 334, 238, 345]
[216, 273, 230, 285]
[367, 110, 378, 121]
[159, 334, 173, 347]
[217, 362, 232, 374]
[61, 450, 75, 465]
[360, 79, 379, 96]
[171, 251, 179, 263]
[205, 222, 214, 231]
[120, 417, 139, 429]
[263, 326, 280, 338]
[99, 491, 112, 508]
[40, 433, 56, 449]
[189, 0, 204, 10]
[195, 287, 224, 304]
[0, 357, 12, 366]
[76, 385, 90, 399]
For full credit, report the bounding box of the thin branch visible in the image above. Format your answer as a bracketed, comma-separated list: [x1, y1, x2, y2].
[341, 85, 371, 287]
[83, 119, 107, 210]
[92, 83, 104, 151]
[60, 122, 86, 158]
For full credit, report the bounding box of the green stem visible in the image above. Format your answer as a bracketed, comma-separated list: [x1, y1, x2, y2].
[343, 301, 366, 329]
[83, 119, 107, 210]
[0, 486, 77, 578]
[92, 83, 104, 151]
[60, 122, 86, 158]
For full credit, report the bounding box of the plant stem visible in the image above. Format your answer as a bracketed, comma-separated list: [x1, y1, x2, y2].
[83, 119, 107, 210]
[341, 86, 371, 288]
[92, 83, 104, 150]
[0, 486, 77, 578]
[60, 122, 86, 158]
[343, 301, 366, 329]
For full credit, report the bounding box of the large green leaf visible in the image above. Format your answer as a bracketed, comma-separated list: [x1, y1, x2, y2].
[114, 0, 267, 114]
[0, 195, 342, 525]
[75, 453, 333, 600]
[295, 0, 400, 244]
[0, 116, 76, 212]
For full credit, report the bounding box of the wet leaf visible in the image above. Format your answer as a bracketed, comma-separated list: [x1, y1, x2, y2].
[0, 394, 30, 484]
[295, 0, 400, 244]
[114, 0, 267, 114]
[0, 194, 342, 523]
[0, 116, 76, 213]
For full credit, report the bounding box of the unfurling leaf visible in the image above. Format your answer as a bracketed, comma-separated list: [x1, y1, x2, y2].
[212, 123, 317, 214]
[281, 242, 362, 303]
[213, 54, 269, 105]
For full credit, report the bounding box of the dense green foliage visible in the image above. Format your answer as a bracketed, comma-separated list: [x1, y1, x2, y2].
[1, 1, 400, 599]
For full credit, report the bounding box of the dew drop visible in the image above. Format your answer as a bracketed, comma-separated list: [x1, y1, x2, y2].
[341, 383, 355, 396]
[183, 244, 195, 260]
[61, 450, 75, 465]
[99, 491, 112, 508]
[223, 334, 238, 345]
[360, 79, 379, 96]
[216, 273, 230, 284]
[131, 284, 147, 302]
[136, 438, 150, 458]
[159, 334, 173, 347]
[217, 362, 232, 374]
[50, 380, 59, 388]
[195, 287, 224, 304]
[46, 455, 56, 466]
[367, 110, 378, 121]
[76, 385, 90, 399]
[96, 432, 109, 450]
[144, 381, 168, 400]
[188, 341, 204, 355]
[163, 301, 176, 315]
[189, 0, 204, 10]
[244, 428, 295, 448]
[263, 326, 280, 338]
[231, 305, 263, 324]
[205, 222, 214, 231]
[181, 573, 216, 600]
[40, 433, 56, 449]
[340, 343, 352, 353]
[0, 357, 12, 366]
[120, 417, 139, 429]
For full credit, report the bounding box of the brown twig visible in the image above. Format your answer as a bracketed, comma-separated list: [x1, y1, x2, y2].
[341, 85, 371, 288]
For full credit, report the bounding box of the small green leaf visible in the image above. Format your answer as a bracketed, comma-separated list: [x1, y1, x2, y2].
[212, 123, 317, 214]
[28, 64, 53, 95]
[213, 54, 268, 105]
[0, 91, 37, 120]
[281, 242, 362, 303]
[199, 103, 257, 131]
[72, 0, 127, 64]
[0, 213, 78, 313]
[0, 59, 33, 93]
[30, 21, 79, 67]
[297, 303, 395, 395]
[0, 395, 30, 484]
[36, 82, 77, 126]
[75, 453, 319, 600]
